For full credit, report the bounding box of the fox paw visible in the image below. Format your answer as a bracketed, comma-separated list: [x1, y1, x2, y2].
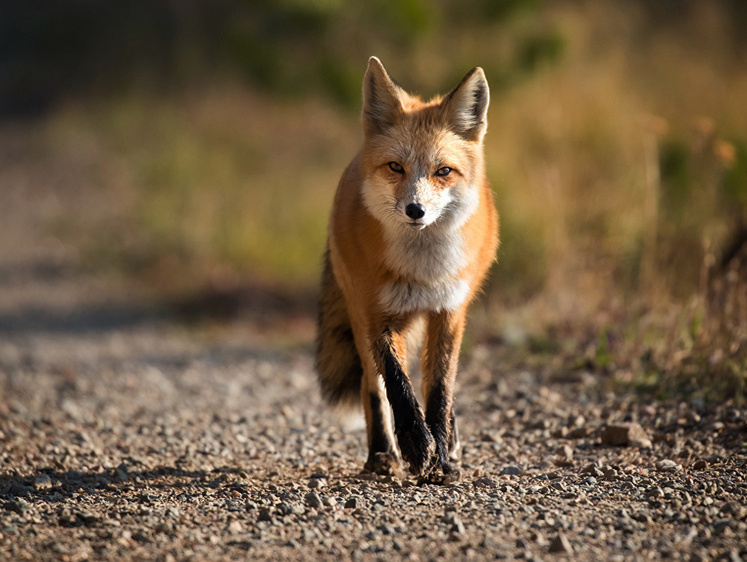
[397, 422, 437, 477]
[418, 462, 461, 486]
[363, 451, 401, 476]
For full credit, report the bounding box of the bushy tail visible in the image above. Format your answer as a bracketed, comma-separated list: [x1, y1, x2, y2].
[315, 247, 362, 410]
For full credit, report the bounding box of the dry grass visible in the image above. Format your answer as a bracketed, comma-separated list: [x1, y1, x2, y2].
[25, 1, 747, 401]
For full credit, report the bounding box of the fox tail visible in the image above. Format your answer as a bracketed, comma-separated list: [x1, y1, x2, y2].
[315, 247, 362, 411]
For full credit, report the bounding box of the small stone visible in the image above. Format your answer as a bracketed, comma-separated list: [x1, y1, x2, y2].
[7, 483, 32, 497]
[530, 530, 547, 546]
[448, 515, 466, 541]
[308, 478, 326, 489]
[601, 423, 652, 448]
[304, 492, 322, 509]
[632, 511, 652, 524]
[603, 467, 619, 481]
[712, 519, 735, 535]
[548, 532, 573, 554]
[115, 463, 129, 482]
[344, 497, 359, 509]
[379, 524, 396, 535]
[554, 445, 574, 466]
[500, 465, 522, 476]
[34, 473, 53, 490]
[276, 503, 293, 517]
[568, 427, 590, 439]
[5, 499, 30, 515]
[568, 414, 586, 427]
[443, 511, 459, 524]
[655, 459, 682, 473]
[692, 459, 709, 471]
[79, 511, 100, 526]
[580, 463, 604, 478]
[556, 444, 573, 461]
[257, 508, 273, 522]
[645, 486, 664, 499]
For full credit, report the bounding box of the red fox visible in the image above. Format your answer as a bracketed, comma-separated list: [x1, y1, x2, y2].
[316, 57, 499, 482]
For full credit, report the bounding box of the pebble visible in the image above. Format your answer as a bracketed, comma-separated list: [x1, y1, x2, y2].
[500, 465, 522, 476]
[304, 492, 322, 509]
[581, 463, 604, 478]
[692, 459, 709, 470]
[555, 444, 574, 464]
[34, 474, 53, 490]
[5, 499, 30, 514]
[449, 516, 466, 540]
[7, 483, 32, 497]
[548, 532, 574, 554]
[344, 497, 359, 509]
[601, 423, 652, 448]
[655, 459, 682, 473]
[2, 296, 746, 562]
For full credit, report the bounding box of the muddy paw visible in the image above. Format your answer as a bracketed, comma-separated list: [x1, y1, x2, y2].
[397, 422, 437, 476]
[363, 451, 401, 476]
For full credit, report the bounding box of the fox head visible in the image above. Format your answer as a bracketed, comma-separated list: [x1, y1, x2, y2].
[360, 57, 489, 233]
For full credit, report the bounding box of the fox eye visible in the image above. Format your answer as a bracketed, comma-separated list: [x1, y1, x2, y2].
[435, 166, 452, 177]
[388, 161, 405, 174]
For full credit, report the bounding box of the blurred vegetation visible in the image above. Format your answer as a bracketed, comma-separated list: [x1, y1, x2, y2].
[1, 0, 746, 401]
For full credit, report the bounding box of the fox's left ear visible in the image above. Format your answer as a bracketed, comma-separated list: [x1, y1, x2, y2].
[442, 67, 490, 141]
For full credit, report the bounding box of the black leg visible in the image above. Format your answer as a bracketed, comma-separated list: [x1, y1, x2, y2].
[373, 329, 435, 476]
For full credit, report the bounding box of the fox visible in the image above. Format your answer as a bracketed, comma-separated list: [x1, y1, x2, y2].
[316, 57, 499, 483]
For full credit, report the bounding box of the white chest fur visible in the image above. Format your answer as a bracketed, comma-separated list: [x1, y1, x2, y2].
[380, 276, 470, 314]
[379, 226, 470, 314]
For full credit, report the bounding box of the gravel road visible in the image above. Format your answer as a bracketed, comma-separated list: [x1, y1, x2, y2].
[1, 264, 746, 561]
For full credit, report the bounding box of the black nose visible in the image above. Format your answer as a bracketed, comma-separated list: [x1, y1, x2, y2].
[405, 203, 425, 220]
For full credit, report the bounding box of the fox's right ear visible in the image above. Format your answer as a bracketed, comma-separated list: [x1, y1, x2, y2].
[362, 57, 404, 136]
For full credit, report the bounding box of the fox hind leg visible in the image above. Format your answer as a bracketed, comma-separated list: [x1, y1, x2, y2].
[361, 368, 400, 475]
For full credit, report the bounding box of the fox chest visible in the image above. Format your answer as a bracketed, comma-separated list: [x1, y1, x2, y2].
[378, 228, 470, 314]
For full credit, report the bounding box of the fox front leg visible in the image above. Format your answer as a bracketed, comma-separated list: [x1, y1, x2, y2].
[420, 309, 466, 483]
[373, 327, 437, 477]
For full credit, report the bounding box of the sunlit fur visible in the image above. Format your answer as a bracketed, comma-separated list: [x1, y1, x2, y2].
[316, 57, 499, 478]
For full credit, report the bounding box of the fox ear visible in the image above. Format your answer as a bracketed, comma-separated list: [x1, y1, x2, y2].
[442, 67, 490, 141]
[362, 57, 404, 135]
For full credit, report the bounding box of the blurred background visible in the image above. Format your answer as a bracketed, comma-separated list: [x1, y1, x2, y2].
[1, 0, 745, 400]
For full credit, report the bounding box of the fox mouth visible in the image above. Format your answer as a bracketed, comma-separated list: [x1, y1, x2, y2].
[408, 221, 426, 230]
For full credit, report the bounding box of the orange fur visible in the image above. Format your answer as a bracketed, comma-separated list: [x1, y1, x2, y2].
[316, 57, 499, 479]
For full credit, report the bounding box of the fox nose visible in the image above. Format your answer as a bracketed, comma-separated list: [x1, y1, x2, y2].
[405, 203, 425, 220]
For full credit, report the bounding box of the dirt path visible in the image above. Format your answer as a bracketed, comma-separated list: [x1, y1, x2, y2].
[1, 261, 746, 561]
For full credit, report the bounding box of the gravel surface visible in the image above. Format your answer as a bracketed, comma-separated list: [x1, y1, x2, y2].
[1, 269, 746, 561]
